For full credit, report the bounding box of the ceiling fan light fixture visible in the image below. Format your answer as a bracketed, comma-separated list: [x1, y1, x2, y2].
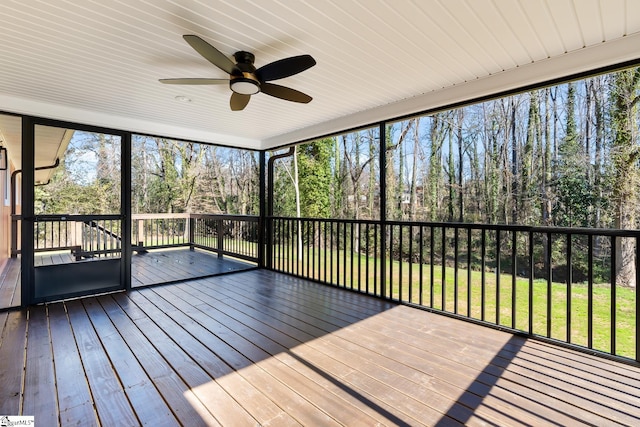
[230, 78, 260, 95]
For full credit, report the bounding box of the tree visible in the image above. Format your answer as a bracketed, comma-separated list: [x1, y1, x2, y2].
[553, 83, 594, 227]
[611, 68, 640, 287]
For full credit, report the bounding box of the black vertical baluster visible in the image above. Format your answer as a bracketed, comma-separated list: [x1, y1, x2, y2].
[430, 226, 435, 308]
[57, 220, 61, 249]
[356, 222, 361, 291]
[333, 221, 337, 284]
[308, 221, 312, 279]
[419, 225, 424, 306]
[365, 223, 370, 294]
[442, 226, 446, 311]
[496, 229, 501, 325]
[588, 235, 594, 349]
[454, 227, 459, 314]
[343, 221, 347, 288]
[399, 224, 403, 301]
[481, 228, 486, 321]
[273, 219, 277, 269]
[273, 219, 282, 270]
[512, 230, 517, 330]
[373, 224, 378, 295]
[281, 218, 285, 271]
[546, 232, 553, 338]
[285, 218, 289, 273]
[389, 224, 394, 299]
[611, 235, 617, 355]
[467, 228, 472, 317]
[289, 219, 293, 273]
[529, 231, 534, 334]
[298, 219, 302, 276]
[567, 234, 572, 343]
[306, 220, 310, 278]
[302, 220, 306, 275]
[313, 221, 317, 280]
[351, 222, 355, 290]
[330, 221, 334, 284]
[284, 219, 288, 273]
[289, 220, 292, 272]
[276, 219, 280, 271]
[409, 225, 413, 303]
[323, 221, 328, 282]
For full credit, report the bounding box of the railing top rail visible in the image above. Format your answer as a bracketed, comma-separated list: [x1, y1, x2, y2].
[131, 213, 191, 219]
[189, 213, 259, 221]
[30, 214, 123, 221]
[131, 213, 259, 221]
[268, 216, 640, 237]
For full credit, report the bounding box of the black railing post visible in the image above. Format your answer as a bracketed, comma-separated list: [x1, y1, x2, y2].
[216, 219, 224, 258]
[267, 147, 294, 270]
[20, 116, 35, 307]
[189, 215, 195, 251]
[379, 122, 387, 299]
[258, 151, 266, 268]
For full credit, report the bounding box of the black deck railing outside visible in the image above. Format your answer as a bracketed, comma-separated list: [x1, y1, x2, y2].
[11, 212, 638, 362]
[268, 216, 640, 363]
[12, 213, 259, 264]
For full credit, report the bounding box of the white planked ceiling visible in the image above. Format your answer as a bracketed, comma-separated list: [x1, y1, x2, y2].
[0, 0, 639, 151]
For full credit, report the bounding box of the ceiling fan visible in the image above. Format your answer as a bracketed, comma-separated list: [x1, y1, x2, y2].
[160, 35, 316, 111]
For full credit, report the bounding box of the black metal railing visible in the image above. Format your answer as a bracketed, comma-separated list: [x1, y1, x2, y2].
[132, 213, 259, 262]
[28, 215, 123, 259]
[268, 216, 640, 363]
[13, 213, 259, 264]
[191, 214, 259, 262]
[132, 213, 190, 250]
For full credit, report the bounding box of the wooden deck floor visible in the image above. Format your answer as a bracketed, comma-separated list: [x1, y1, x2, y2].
[0, 257, 20, 309]
[1, 269, 639, 426]
[131, 248, 255, 287]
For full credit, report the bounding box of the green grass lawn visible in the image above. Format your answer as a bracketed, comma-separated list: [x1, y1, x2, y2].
[273, 246, 638, 360]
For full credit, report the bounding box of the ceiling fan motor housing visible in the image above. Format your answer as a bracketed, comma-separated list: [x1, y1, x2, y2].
[230, 51, 260, 94]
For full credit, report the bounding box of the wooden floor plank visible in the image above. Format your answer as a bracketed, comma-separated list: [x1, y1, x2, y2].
[104, 293, 221, 426]
[47, 303, 98, 427]
[118, 290, 259, 426]
[65, 299, 140, 426]
[0, 309, 28, 415]
[140, 288, 300, 426]
[345, 308, 617, 426]
[0, 258, 21, 309]
[22, 305, 58, 425]
[154, 284, 388, 427]
[162, 280, 458, 425]
[81, 297, 180, 426]
[137, 287, 341, 426]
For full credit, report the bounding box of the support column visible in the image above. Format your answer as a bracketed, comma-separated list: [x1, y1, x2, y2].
[20, 116, 35, 306]
[379, 122, 387, 298]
